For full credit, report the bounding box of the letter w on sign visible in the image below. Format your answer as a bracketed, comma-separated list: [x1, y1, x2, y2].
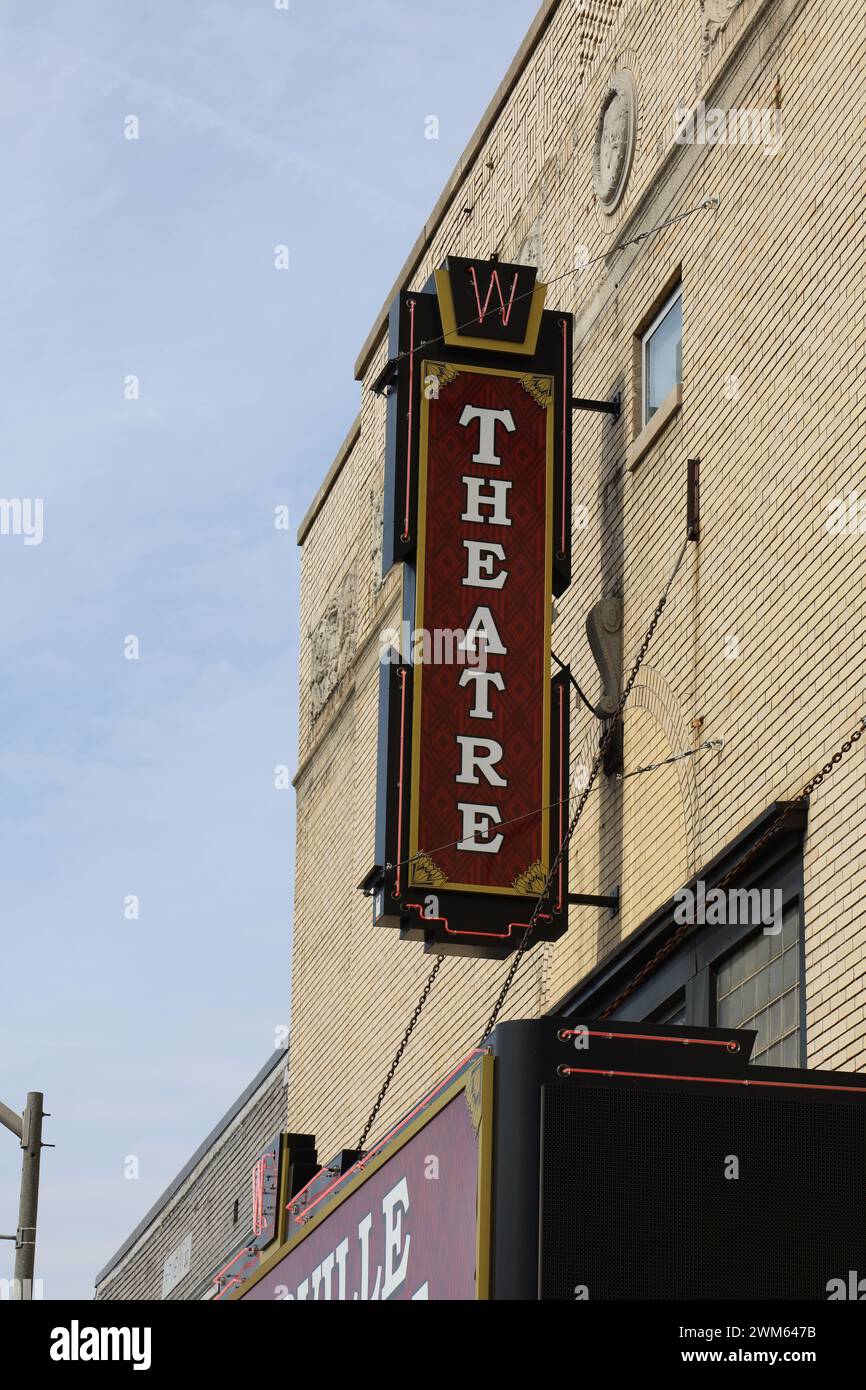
[468, 266, 519, 327]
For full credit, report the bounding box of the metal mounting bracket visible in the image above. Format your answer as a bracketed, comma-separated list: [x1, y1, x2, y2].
[572, 393, 621, 420]
[568, 888, 620, 917]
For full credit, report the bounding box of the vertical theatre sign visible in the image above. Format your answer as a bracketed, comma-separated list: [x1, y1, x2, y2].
[365, 257, 573, 957]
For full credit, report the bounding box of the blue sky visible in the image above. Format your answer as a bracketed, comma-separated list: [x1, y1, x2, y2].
[0, 0, 541, 1300]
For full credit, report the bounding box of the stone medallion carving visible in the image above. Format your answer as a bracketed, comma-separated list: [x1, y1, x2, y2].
[701, 0, 742, 54]
[592, 71, 636, 213]
[309, 570, 357, 721]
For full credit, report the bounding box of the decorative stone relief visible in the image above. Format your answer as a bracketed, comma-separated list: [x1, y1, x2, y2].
[309, 571, 357, 721]
[592, 71, 636, 213]
[515, 215, 543, 272]
[700, 0, 742, 55]
[586, 595, 623, 718]
[370, 487, 384, 594]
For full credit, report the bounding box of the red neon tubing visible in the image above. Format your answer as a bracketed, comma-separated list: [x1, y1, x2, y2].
[401, 299, 416, 542]
[393, 668, 408, 898]
[289, 1047, 485, 1225]
[558, 1029, 740, 1051]
[468, 266, 518, 327]
[402, 899, 551, 941]
[557, 1065, 866, 1096]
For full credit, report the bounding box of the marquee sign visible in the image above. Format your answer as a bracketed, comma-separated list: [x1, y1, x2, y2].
[366, 257, 573, 957]
[232, 1021, 866, 1302]
[250, 1133, 284, 1251]
[235, 1059, 492, 1301]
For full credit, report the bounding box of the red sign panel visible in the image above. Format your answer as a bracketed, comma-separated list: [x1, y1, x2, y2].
[409, 364, 552, 897]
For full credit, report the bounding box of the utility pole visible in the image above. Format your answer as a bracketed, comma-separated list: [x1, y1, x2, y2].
[1, 1092, 46, 1300]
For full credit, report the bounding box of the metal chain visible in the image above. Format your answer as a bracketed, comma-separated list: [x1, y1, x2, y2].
[599, 714, 866, 1020]
[357, 954, 445, 1153]
[357, 528, 685, 1143]
[477, 536, 691, 1044]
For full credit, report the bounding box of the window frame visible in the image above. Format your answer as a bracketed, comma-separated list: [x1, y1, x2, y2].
[641, 283, 683, 426]
[698, 867, 805, 1067]
[648, 992, 687, 1025]
[552, 803, 807, 1067]
[712, 903, 802, 1067]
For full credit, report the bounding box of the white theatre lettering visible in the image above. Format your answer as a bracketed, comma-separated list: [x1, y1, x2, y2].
[457, 802, 503, 854]
[456, 736, 507, 786]
[455, 404, 515, 856]
[461, 476, 512, 526]
[462, 539, 508, 589]
[274, 1177, 424, 1301]
[460, 605, 507, 657]
[458, 404, 515, 465]
[459, 669, 505, 719]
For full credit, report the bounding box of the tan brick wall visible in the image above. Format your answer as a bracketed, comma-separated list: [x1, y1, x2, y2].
[287, 0, 866, 1161]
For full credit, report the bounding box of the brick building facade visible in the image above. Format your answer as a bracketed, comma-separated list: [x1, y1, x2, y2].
[288, 0, 865, 1174]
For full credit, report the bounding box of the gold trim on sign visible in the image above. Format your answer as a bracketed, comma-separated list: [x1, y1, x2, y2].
[464, 1061, 484, 1134]
[411, 853, 447, 887]
[426, 361, 460, 390]
[433, 269, 547, 356]
[519, 374, 553, 409]
[475, 1055, 494, 1300]
[511, 860, 549, 895]
[274, 1132, 292, 1248]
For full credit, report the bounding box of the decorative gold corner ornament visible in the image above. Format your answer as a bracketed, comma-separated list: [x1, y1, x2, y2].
[464, 1062, 484, 1135]
[512, 860, 549, 895]
[519, 374, 553, 409]
[412, 853, 447, 888]
[426, 362, 460, 390]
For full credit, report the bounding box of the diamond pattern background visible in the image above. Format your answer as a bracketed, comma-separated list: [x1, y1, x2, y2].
[412, 366, 550, 891]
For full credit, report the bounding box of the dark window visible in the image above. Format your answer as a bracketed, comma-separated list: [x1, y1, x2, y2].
[554, 805, 806, 1068]
[715, 904, 801, 1066]
[650, 994, 686, 1026]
